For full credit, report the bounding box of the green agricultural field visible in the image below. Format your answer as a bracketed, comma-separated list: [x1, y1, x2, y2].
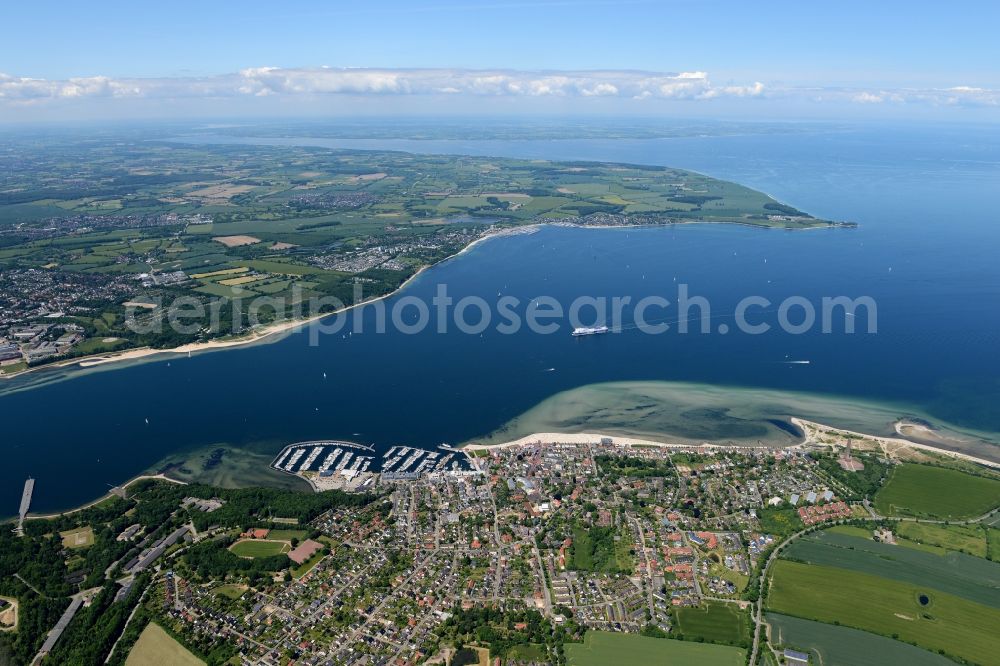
[989, 528, 1000, 562]
[780, 529, 1000, 608]
[675, 601, 750, 647]
[874, 464, 1000, 519]
[229, 539, 290, 558]
[824, 524, 873, 540]
[895, 521, 988, 557]
[766, 613, 954, 666]
[126, 622, 203, 666]
[766, 560, 1000, 664]
[565, 631, 744, 666]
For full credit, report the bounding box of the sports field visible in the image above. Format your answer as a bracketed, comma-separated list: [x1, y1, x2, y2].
[766, 613, 954, 666]
[59, 526, 95, 549]
[766, 560, 1000, 664]
[780, 529, 1000, 608]
[126, 623, 203, 666]
[675, 601, 750, 646]
[229, 539, 290, 558]
[873, 464, 1000, 519]
[565, 631, 744, 666]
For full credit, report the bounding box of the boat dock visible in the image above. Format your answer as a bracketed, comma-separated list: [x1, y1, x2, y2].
[16, 477, 33, 536]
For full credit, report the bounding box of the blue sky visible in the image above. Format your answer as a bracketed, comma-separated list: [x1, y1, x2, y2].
[2, 0, 998, 122]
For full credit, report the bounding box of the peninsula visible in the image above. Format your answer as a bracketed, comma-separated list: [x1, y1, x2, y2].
[0, 135, 846, 377]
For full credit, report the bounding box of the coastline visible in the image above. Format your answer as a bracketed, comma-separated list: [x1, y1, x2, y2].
[462, 419, 1000, 471]
[792, 417, 1000, 470]
[0, 215, 841, 384]
[14, 415, 998, 521]
[0, 225, 542, 383]
[21, 473, 186, 521]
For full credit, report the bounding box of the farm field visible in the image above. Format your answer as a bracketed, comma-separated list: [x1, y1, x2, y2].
[766, 613, 954, 666]
[228, 539, 290, 558]
[126, 622, 203, 666]
[59, 526, 95, 550]
[766, 560, 1000, 664]
[990, 528, 1000, 561]
[565, 631, 744, 666]
[895, 521, 988, 557]
[780, 529, 1000, 608]
[873, 464, 1000, 519]
[675, 601, 750, 647]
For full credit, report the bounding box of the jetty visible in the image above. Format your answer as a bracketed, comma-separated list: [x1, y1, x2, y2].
[16, 477, 33, 536]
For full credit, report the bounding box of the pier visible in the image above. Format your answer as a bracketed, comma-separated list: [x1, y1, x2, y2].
[16, 477, 33, 536]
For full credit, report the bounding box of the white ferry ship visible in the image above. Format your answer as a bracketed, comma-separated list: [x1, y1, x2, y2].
[572, 325, 609, 337]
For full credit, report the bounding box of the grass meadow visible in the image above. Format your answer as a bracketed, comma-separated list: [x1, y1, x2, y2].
[873, 464, 1000, 519]
[126, 623, 203, 666]
[565, 631, 744, 666]
[675, 601, 750, 646]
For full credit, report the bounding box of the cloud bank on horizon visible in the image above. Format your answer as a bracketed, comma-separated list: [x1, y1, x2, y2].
[0, 66, 997, 114]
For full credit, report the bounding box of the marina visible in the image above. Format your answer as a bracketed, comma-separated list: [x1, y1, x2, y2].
[270, 441, 473, 492]
[270, 441, 378, 492]
[380, 445, 470, 475]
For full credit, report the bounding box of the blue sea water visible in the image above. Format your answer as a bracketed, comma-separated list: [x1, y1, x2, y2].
[3, 122, 1000, 513]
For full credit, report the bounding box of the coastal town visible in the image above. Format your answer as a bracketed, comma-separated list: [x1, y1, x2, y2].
[8, 425, 997, 666]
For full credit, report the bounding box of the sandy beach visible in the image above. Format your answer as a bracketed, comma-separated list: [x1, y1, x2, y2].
[463, 419, 1000, 471]
[465, 431, 758, 452]
[792, 417, 1000, 469]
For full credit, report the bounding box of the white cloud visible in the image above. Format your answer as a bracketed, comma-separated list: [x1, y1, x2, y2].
[0, 67, 745, 103]
[0, 67, 997, 110]
[853, 91, 886, 104]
